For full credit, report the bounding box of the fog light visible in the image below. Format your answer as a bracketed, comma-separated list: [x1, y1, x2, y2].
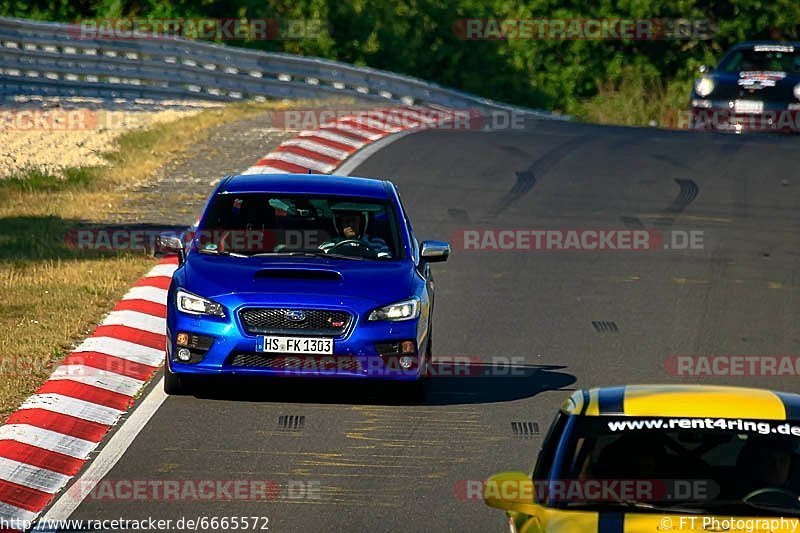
[176, 332, 189, 346]
[399, 356, 414, 370]
[176, 348, 192, 362]
[401, 341, 415, 354]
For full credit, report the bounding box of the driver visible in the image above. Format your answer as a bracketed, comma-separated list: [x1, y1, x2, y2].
[319, 210, 391, 258]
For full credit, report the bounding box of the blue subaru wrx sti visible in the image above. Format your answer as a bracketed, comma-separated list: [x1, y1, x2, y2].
[158, 174, 449, 396]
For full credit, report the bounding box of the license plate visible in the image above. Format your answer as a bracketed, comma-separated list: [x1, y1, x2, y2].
[257, 336, 333, 355]
[734, 100, 764, 114]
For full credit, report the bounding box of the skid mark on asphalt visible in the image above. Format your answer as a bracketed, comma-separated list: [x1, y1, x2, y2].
[665, 178, 700, 213]
[655, 178, 700, 227]
[629, 178, 700, 229]
[480, 136, 587, 222]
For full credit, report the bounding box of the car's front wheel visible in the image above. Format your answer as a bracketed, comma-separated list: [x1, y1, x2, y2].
[164, 361, 191, 395]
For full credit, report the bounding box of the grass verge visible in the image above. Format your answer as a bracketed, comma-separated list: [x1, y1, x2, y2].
[569, 74, 693, 129]
[0, 99, 313, 418]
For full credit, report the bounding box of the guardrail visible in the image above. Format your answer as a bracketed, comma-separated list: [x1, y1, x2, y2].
[0, 16, 564, 118]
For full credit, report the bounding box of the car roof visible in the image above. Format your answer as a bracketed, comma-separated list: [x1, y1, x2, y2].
[562, 384, 800, 421]
[219, 173, 391, 199]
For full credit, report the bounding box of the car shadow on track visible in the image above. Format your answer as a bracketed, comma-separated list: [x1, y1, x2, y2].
[185, 362, 576, 406]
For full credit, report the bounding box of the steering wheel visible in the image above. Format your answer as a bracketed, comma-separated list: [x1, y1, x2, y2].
[327, 239, 375, 257]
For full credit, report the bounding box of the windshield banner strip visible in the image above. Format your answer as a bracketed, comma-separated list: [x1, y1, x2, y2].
[607, 417, 800, 436]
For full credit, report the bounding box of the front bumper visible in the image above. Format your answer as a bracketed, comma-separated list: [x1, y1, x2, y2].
[689, 104, 800, 133]
[166, 307, 427, 381]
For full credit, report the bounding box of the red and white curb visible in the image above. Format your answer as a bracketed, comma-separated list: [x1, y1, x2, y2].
[0, 257, 177, 527]
[243, 104, 459, 175]
[0, 104, 448, 529]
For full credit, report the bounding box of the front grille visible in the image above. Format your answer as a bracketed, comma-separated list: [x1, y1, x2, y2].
[239, 308, 351, 336]
[229, 353, 362, 373]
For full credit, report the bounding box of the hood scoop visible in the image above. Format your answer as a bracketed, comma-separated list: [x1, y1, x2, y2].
[254, 268, 342, 281]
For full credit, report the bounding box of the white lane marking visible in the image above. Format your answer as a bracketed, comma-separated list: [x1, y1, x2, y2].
[281, 138, 350, 159]
[0, 501, 37, 527]
[50, 366, 143, 397]
[101, 310, 165, 335]
[145, 263, 177, 278]
[241, 165, 287, 175]
[262, 152, 336, 173]
[300, 129, 367, 148]
[0, 456, 70, 494]
[73, 337, 163, 367]
[20, 394, 124, 426]
[337, 129, 421, 176]
[0, 425, 97, 459]
[41, 378, 168, 522]
[122, 286, 168, 305]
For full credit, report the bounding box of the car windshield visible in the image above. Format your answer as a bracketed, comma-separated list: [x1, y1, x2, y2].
[546, 416, 800, 516]
[196, 193, 402, 260]
[717, 46, 800, 74]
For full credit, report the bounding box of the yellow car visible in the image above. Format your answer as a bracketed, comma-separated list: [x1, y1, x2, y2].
[484, 384, 800, 532]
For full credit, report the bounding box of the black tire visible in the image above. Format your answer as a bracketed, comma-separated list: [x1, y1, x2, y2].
[164, 362, 190, 395]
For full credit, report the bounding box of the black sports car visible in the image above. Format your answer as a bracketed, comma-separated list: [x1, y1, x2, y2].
[689, 41, 800, 132]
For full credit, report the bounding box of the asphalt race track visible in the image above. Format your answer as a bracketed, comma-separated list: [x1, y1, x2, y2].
[68, 118, 800, 531]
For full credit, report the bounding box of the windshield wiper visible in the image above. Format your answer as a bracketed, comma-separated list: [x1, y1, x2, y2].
[199, 249, 248, 258]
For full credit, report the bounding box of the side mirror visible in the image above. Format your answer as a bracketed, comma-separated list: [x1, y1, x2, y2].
[158, 232, 184, 258]
[698, 64, 710, 74]
[420, 240, 450, 262]
[483, 471, 538, 513]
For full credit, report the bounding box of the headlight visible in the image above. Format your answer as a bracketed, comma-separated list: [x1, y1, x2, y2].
[694, 77, 715, 97]
[368, 298, 420, 321]
[176, 289, 225, 317]
[794, 83, 800, 100]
